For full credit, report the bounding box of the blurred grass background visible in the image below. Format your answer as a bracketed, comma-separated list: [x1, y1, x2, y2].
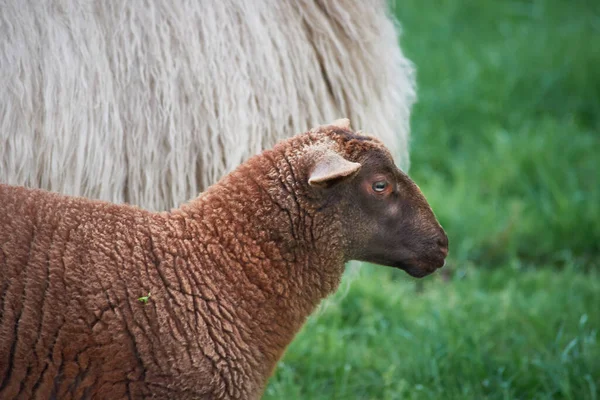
[265, 0, 600, 398]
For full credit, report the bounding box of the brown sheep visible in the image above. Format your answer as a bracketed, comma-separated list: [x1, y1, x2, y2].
[0, 120, 447, 399]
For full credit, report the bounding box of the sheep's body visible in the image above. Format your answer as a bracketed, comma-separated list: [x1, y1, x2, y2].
[0, 184, 333, 399]
[0, 123, 447, 399]
[0, 129, 354, 399]
[0, 0, 415, 210]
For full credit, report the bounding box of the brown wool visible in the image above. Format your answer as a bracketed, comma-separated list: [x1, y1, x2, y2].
[0, 121, 447, 399]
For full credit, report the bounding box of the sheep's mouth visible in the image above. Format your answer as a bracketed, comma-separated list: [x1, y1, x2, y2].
[362, 251, 446, 278]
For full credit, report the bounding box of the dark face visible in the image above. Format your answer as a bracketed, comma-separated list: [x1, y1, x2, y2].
[331, 151, 448, 277]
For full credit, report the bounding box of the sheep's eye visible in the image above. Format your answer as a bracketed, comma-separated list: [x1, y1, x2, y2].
[372, 181, 388, 193]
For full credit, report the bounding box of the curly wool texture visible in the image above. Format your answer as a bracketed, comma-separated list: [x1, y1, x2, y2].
[0, 125, 400, 399]
[0, 0, 415, 211]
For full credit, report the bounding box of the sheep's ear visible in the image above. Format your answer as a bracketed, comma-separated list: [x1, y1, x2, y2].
[308, 152, 361, 186]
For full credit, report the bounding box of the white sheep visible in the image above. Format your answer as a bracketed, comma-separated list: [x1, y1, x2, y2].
[0, 0, 415, 210]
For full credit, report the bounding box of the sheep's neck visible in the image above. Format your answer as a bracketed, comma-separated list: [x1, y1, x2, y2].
[170, 172, 345, 394]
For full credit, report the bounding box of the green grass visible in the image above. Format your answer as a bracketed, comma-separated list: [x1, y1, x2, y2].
[401, 0, 600, 267]
[265, 0, 600, 398]
[265, 265, 600, 399]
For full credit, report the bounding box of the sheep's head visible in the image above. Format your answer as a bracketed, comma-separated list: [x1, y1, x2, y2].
[306, 119, 448, 278]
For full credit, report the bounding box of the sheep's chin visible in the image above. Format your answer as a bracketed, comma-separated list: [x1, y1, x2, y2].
[391, 259, 443, 278]
[400, 264, 435, 278]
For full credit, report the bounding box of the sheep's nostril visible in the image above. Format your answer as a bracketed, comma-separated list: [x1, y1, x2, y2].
[439, 245, 448, 257]
[437, 232, 449, 256]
